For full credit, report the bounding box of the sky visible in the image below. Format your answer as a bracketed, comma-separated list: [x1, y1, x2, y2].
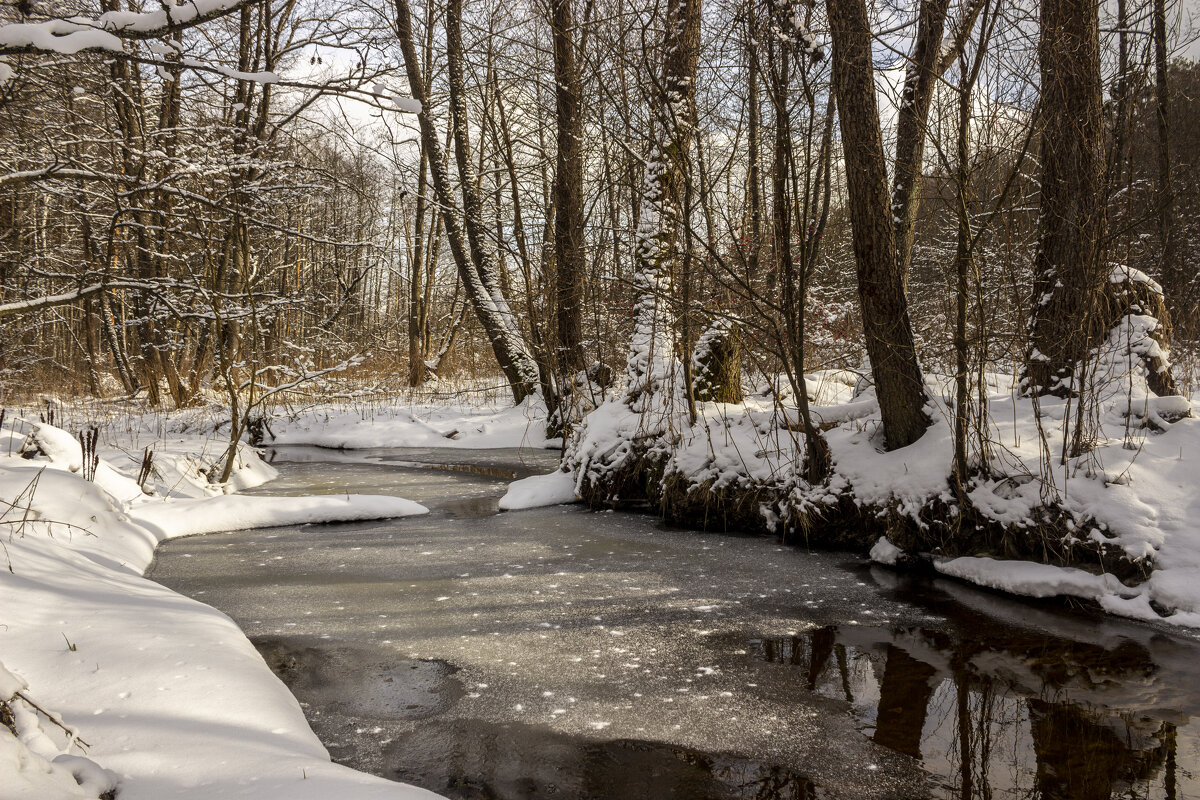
[1184, 0, 1200, 60]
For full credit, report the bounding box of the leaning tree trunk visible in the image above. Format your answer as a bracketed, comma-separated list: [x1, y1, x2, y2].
[1023, 0, 1107, 397]
[827, 0, 930, 450]
[394, 0, 540, 403]
[891, 0, 951, 289]
[890, 0, 987, 289]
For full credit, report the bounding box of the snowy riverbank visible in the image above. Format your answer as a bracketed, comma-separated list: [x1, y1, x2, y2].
[252, 380, 1200, 631]
[554, 362, 1200, 630]
[0, 416, 438, 800]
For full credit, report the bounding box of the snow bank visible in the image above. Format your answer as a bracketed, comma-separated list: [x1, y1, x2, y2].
[499, 470, 579, 510]
[0, 420, 439, 800]
[270, 395, 558, 451]
[868, 536, 903, 566]
[131, 494, 426, 540]
[934, 556, 1137, 602]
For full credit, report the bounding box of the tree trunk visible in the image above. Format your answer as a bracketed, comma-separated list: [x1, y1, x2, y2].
[393, 0, 540, 403]
[551, 0, 586, 378]
[891, 0, 985, 289]
[624, 0, 702, 407]
[1153, 0, 1184, 330]
[445, 0, 540, 401]
[891, 0, 951, 289]
[827, 0, 930, 450]
[408, 144, 429, 386]
[691, 319, 743, 403]
[1023, 0, 1107, 397]
[767, 14, 828, 481]
[744, 1, 762, 282]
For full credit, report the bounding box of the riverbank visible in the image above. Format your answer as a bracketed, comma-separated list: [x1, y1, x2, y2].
[2, 374, 1197, 796]
[0, 417, 436, 800]
[556, 364, 1200, 629]
[11, 375, 1198, 631]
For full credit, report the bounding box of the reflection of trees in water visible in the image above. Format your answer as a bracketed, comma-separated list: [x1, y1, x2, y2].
[710, 760, 818, 800]
[875, 645, 938, 758]
[754, 625, 1185, 799]
[387, 719, 818, 800]
[1027, 702, 1173, 800]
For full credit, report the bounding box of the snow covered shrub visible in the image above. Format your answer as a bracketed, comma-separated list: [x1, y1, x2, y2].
[0, 662, 118, 799]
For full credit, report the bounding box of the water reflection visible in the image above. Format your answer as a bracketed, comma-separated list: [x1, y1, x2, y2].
[750, 620, 1189, 799]
[386, 720, 818, 800]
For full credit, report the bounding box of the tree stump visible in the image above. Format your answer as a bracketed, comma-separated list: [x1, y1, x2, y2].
[691, 319, 743, 404]
[1103, 264, 1182, 400]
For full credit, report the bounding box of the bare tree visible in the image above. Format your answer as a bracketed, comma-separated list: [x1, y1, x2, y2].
[550, 0, 587, 379]
[827, 0, 930, 450]
[393, 0, 541, 403]
[1023, 0, 1107, 398]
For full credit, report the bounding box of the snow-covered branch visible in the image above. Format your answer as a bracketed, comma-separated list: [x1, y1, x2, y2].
[0, 1, 253, 58]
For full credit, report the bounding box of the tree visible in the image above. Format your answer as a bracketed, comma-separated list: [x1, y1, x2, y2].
[624, 0, 702, 408]
[764, 1, 829, 480]
[826, 0, 930, 450]
[891, 0, 986, 289]
[1153, 0, 1183, 325]
[392, 0, 541, 403]
[550, 0, 587, 380]
[1023, 0, 1107, 398]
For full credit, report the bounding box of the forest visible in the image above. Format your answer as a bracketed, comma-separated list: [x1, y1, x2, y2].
[3, 0, 1197, 548]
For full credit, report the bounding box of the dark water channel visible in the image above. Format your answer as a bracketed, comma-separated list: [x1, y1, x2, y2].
[147, 446, 1200, 800]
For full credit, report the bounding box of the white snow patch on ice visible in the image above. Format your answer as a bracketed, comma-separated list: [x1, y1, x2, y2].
[499, 470, 579, 510]
[869, 536, 903, 566]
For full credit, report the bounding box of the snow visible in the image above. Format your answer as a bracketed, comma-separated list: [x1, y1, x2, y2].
[269, 394, 559, 450]
[1, 725, 105, 800]
[0, 417, 440, 800]
[499, 470, 579, 510]
[868, 536, 903, 566]
[934, 556, 1137, 601]
[3, 359, 1199, 800]
[0, 663, 27, 699]
[1109, 263, 1163, 294]
[830, 379, 1200, 627]
[0, 23, 123, 55]
[392, 97, 422, 114]
[560, 343, 1200, 629]
[0, 3, 282, 86]
[130, 494, 427, 539]
[0, 0, 245, 56]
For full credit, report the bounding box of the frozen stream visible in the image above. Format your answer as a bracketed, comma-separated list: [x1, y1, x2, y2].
[148, 446, 1200, 799]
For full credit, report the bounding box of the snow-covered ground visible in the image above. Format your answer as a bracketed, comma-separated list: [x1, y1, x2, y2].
[268, 394, 560, 451]
[0, 414, 438, 800]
